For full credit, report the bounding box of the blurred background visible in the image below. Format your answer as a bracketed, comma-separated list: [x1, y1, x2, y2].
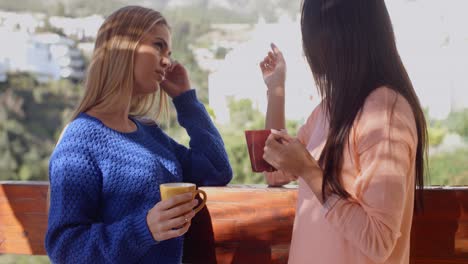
[0, 0, 467, 262]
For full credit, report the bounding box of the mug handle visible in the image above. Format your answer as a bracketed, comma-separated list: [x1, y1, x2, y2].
[192, 189, 207, 214]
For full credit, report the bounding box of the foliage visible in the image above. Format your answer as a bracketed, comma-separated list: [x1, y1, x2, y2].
[214, 47, 229, 59]
[0, 255, 50, 264]
[0, 0, 127, 17]
[428, 123, 447, 147]
[427, 148, 468, 186]
[444, 109, 468, 138]
[0, 74, 81, 181]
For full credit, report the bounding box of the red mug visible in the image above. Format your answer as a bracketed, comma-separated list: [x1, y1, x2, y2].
[245, 129, 276, 172]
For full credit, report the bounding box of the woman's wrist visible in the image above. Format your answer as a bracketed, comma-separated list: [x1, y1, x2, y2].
[299, 161, 325, 203]
[267, 85, 285, 97]
[173, 89, 197, 111]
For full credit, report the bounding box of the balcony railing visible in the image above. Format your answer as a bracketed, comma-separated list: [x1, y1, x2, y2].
[1, 181, 467, 263]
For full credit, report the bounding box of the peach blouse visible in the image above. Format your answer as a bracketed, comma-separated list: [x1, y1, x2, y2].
[273, 87, 418, 264]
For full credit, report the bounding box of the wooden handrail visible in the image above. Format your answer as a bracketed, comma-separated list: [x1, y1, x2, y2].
[1, 181, 467, 263]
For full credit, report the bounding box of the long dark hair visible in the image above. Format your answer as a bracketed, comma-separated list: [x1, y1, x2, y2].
[301, 0, 427, 211]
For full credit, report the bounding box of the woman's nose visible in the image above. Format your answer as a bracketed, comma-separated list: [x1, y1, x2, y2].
[161, 56, 171, 68]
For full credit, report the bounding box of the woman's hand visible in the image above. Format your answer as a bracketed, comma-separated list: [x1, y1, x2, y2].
[146, 193, 198, 242]
[263, 129, 325, 202]
[259, 43, 286, 96]
[263, 130, 321, 182]
[161, 61, 191, 98]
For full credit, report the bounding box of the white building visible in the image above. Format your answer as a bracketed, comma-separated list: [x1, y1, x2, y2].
[167, 0, 232, 9]
[0, 29, 39, 78]
[0, 29, 85, 83]
[0, 11, 45, 33]
[33, 33, 85, 81]
[48, 15, 104, 40]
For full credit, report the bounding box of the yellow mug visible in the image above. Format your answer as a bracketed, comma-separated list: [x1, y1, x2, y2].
[159, 183, 207, 214]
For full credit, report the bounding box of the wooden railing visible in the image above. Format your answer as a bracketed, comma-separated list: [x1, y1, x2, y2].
[1, 181, 467, 263]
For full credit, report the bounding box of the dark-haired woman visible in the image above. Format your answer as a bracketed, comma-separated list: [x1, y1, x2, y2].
[259, 1, 427, 263]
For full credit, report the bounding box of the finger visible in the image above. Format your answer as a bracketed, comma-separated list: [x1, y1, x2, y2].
[158, 193, 193, 211]
[267, 132, 290, 146]
[271, 43, 282, 56]
[263, 150, 279, 170]
[260, 58, 268, 66]
[162, 199, 198, 220]
[285, 172, 298, 181]
[268, 51, 276, 61]
[259, 61, 267, 72]
[271, 129, 293, 143]
[265, 134, 285, 153]
[263, 142, 288, 171]
[267, 59, 276, 69]
[271, 128, 289, 137]
[160, 210, 196, 231]
[164, 221, 191, 240]
[168, 61, 186, 76]
[265, 133, 283, 146]
[262, 148, 274, 165]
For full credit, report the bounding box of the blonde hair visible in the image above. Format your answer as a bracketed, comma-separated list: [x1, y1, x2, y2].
[71, 5, 169, 121]
[48, 6, 169, 213]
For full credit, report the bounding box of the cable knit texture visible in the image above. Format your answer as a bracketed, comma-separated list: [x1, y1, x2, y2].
[46, 90, 232, 264]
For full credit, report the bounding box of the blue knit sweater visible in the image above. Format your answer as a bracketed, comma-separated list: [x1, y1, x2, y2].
[45, 90, 232, 264]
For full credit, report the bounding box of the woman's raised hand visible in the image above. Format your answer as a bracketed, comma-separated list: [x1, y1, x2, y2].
[161, 61, 191, 98]
[146, 193, 198, 242]
[259, 43, 286, 96]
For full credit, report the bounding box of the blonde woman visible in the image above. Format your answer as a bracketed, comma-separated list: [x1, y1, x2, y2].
[45, 6, 232, 263]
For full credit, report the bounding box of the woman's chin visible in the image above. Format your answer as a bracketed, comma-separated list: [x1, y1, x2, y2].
[146, 83, 160, 94]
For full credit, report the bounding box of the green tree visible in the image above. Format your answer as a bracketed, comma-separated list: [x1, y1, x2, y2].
[164, 7, 213, 103]
[428, 122, 447, 147]
[0, 254, 50, 264]
[428, 149, 468, 186]
[0, 74, 81, 181]
[444, 109, 468, 139]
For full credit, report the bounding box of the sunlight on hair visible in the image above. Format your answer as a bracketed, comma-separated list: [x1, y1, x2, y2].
[71, 6, 169, 123]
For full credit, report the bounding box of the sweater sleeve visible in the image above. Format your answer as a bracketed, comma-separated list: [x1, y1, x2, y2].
[45, 139, 156, 264]
[321, 90, 417, 263]
[170, 89, 232, 186]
